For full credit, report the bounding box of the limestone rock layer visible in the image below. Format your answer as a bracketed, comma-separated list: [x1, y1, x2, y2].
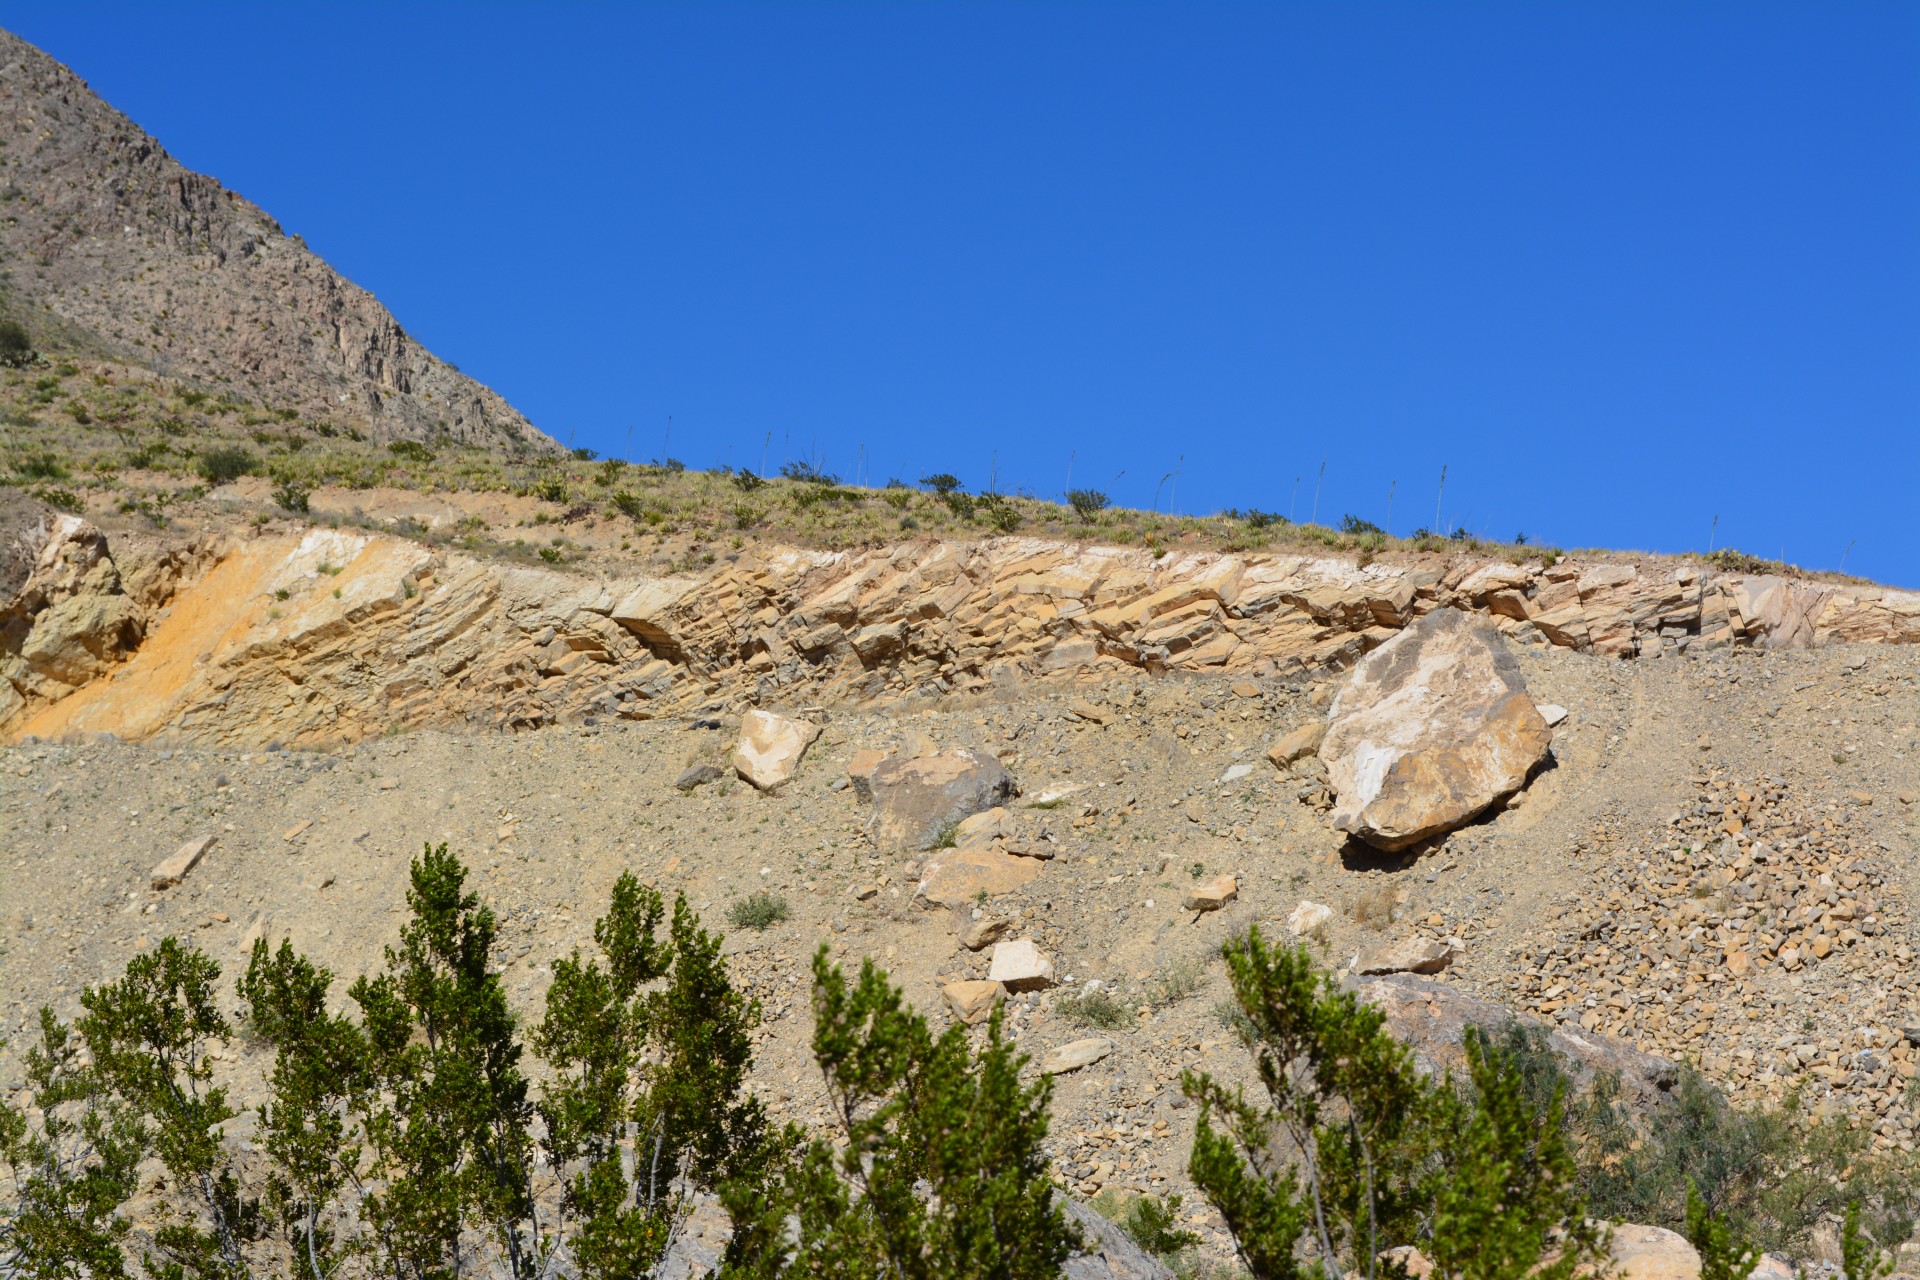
[5, 523, 1918, 747]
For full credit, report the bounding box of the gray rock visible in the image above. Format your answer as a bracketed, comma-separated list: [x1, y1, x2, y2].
[675, 763, 725, 792]
[1061, 1196, 1178, 1280]
[865, 748, 1017, 850]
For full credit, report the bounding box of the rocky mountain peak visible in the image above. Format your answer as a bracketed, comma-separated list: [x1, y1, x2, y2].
[0, 28, 557, 452]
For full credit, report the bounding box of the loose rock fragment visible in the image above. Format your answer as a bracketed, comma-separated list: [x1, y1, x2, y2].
[1287, 900, 1334, 938]
[1357, 937, 1456, 976]
[733, 710, 821, 791]
[865, 749, 1018, 850]
[942, 980, 1004, 1025]
[1042, 1037, 1114, 1075]
[1183, 874, 1238, 913]
[151, 835, 215, 890]
[988, 938, 1055, 991]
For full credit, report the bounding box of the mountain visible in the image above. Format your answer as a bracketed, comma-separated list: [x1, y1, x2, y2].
[0, 29, 554, 452]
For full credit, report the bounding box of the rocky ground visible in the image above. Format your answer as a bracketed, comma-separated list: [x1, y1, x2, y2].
[5, 633, 1917, 1268]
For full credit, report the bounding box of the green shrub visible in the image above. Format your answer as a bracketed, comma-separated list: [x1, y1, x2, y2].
[1186, 929, 1604, 1279]
[271, 475, 310, 514]
[15, 450, 68, 481]
[196, 445, 258, 485]
[33, 487, 82, 513]
[0, 319, 33, 368]
[533, 476, 570, 504]
[980, 494, 1021, 532]
[920, 472, 962, 496]
[1339, 513, 1384, 536]
[387, 439, 436, 463]
[732, 468, 765, 492]
[1057, 986, 1134, 1030]
[1067, 488, 1110, 520]
[779, 460, 838, 484]
[726, 892, 790, 931]
[720, 950, 1078, 1276]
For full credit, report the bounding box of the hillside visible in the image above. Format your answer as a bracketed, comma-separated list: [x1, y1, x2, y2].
[0, 28, 553, 451]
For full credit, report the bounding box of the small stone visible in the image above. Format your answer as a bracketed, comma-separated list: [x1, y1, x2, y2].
[1849, 790, 1873, 807]
[1219, 763, 1254, 784]
[1266, 722, 1326, 768]
[988, 938, 1055, 991]
[1068, 700, 1109, 725]
[675, 763, 725, 792]
[1042, 1037, 1114, 1075]
[281, 819, 311, 842]
[942, 980, 1004, 1025]
[1535, 703, 1569, 727]
[151, 836, 215, 891]
[376, 776, 400, 791]
[953, 806, 1013, 844]
[851, 883, 879, 901]
[1287, 900, 1334, 938]
[1184, 875, 1238, 913]
[1232, 682, 1259, 699]
[960, 916, 1011, 950]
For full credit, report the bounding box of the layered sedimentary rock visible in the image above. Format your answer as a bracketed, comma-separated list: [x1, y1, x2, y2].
[5, 524, 1919, 747]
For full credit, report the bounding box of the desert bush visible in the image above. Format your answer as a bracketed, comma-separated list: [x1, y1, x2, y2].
[14, 451, 68, 481]
[533, 476, 570, 504]
[1057, 986, 1134, 1030]
[195, 445, 258, 485]
[271, 474, 310, 514]
[726, 892, 790, 931]
[0, 320, 33, 368]
[979, 493, 1021, 532]
[920, 472, 962, 496]
[33, 487, 82, 514]
[732, 468, 765, 492]
[779, 460, 838, 485]
[882, 488, 912, 510]
[1339, 513, 1384, 536]
[1093, 1188, 1201, 1261]
[1067, 488, 1110, 520]
[387, 439, 436, 464]
[608, 489, 644, 519]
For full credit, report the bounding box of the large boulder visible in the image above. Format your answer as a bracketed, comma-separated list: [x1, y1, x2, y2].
[1320, 607, 1550, 850]
[733, 710, 821, 791]
[1605, 1223, 1700, 1279]
[1350, 972, 1680, 1112]
[865, 748, 1017, 850]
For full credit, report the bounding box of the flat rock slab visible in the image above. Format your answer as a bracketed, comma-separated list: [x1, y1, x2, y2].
[1183, 874, 1238, 912]
[917, 847, 1043, 908]
[674, 763, 725, 792]
[1321, 607, 1550, 850]
[1357, 936, 1456, 976]
[734, 710, 821, 791]
[1267, 721, 1326, 768]
[959, 915, 1012, 950]
[151, 835, 215, 890]
[1043, 1036, 1114, 1075]
[866, 748, 1017, 850]
[988, 938, 1055, 991]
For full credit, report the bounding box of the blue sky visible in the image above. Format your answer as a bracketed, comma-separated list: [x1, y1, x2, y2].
[14, 2, 1919, 584]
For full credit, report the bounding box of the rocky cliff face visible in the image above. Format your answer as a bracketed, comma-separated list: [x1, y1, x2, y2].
[0, 29, 555, 451]
[5, 517, 1916, 748]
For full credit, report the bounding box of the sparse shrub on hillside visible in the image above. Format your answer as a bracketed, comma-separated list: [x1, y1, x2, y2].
[920, 472, 962, 496]
[195, 445, 258, 485]
[608, 489, 644, 519]
[1067, 488, 1110, 520]
[1057, 986, 1134, 1030]
[0, 320, 33, 368]
[979, 492, 1021, 532]
[1339, 513, 1384, 536]
[1092, 1188, 1201, 1262]
[533, 475, 570, 504]
[881, 488, 912, 510]
[33, 487, 82, 514]
[571, 446, 599, 461]
[942, 490, 976, 519]
[732, 468, 765, 492]
[779, 460, 838, 485]
[387, 439, 436, 464]
[596, 457, 626, 487]
[726, 892, 790, 931]
[271, 474, 310, 514]
[14, 450, 68, 481]
[719, 950, 1079, 1277]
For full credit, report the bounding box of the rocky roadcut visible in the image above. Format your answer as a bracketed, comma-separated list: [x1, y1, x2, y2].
[5, 616, 1918, 1271]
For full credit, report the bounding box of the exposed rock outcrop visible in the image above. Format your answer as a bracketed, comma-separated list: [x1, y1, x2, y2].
[5, 522, 1918, 748]
[0, 31, 555, 451]
[1321, 608, 1551, 850]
